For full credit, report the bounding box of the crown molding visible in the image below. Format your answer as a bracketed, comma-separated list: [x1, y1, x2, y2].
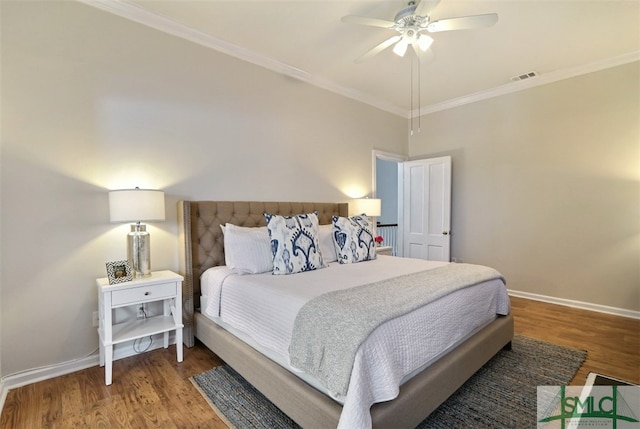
[414, 51, 640, 117]
[79, 1, 638, 120]
[78, 0, 407, 117]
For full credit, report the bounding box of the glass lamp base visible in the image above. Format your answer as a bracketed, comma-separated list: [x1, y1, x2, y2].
[128, 224, 151, 277]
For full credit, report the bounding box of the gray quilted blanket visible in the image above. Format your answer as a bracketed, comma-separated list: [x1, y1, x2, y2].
[288, 263, 505, 396]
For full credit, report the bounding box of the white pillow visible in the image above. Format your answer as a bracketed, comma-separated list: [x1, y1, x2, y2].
[332, 215, 377, 264]
[264, 212, 325, 275]
[221, 223, 273, 274]
[318, 224, 338, 263]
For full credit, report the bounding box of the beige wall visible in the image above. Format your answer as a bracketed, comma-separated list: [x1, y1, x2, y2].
[409, 62, 640, 312]
[2, 0, 637, 381]
[0, 2, 406, 377]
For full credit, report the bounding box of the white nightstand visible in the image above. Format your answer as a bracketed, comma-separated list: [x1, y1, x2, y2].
[96, 270, 184, 385]
[377, 246, 393, 256]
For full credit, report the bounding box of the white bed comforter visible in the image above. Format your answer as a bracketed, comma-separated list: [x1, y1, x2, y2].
[201, 256, 510, 429]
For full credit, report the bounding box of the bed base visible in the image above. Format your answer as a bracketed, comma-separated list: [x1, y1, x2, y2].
[195, 312, 514, 429]
[179, 200, 514, 428]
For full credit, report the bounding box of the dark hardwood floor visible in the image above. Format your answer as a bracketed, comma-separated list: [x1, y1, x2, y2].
[1, 297, 638, 428]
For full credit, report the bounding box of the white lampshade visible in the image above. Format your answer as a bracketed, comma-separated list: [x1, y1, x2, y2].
[392, 39, 409, 57]
[109, 189, 165, 223]
[417, 34, 434, 52]
[351, 198, 382, 217]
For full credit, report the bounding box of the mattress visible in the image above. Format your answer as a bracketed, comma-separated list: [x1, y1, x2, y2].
[200, 256, 510, 428]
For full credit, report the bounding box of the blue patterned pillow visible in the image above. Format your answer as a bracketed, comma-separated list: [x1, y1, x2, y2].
[332, 215, 377, 264]
[264, 212, 325, 275]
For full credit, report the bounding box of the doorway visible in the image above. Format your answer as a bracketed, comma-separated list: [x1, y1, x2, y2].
[373, 151, 452, 261]
[372, 150, 407, 256]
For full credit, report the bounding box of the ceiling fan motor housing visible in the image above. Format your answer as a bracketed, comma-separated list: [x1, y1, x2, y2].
[394, 4, 429, 28]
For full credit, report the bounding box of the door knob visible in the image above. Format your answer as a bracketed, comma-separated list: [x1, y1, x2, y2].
[443, 231, 450, 235]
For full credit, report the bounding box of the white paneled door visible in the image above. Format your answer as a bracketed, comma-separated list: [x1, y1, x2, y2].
[400, 156, 451, 261]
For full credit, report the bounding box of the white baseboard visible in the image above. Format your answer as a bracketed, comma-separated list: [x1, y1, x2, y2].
[0, 333, 178, 414]
[508, 289, 640, 320]
[0, 353, 99, 415]
[0, 381, 6, 417]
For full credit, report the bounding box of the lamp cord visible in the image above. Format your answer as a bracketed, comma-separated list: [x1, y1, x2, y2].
[133, 336, 153, 353]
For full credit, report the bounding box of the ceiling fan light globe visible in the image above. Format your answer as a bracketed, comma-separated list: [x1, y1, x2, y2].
[392, 39, 409, 57]
[417, 34, 434, 51]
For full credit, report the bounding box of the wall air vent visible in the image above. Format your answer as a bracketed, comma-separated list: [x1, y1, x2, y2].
[511, 71, 538, 82]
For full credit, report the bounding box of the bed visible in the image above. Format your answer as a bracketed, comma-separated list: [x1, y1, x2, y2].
[178, 201, 514, 428]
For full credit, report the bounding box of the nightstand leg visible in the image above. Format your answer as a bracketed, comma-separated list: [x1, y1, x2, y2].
[105, 345, 113, 385]
[99, 342, 105, 367]
[176, 327, 183, 362]
[163, 299, 170, 348]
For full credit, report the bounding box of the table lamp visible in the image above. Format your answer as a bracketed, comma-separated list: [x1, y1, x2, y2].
[109, 188, 165, 277]
[351, 198, 382, 218]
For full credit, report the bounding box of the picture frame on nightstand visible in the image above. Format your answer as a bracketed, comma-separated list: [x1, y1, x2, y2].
[105, 260, 133, 284]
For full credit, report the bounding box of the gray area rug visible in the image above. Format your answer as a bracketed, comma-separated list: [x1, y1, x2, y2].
[191, 335, 586, 428]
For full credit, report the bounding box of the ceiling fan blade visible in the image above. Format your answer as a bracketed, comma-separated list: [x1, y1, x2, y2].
[341, 15, 396, 29]
[427, 13, 498, 32]
[414, 0, 441, 17]
[355, 35, 402, 63]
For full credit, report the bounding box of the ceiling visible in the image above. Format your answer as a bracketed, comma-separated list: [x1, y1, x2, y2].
[86, 0, 639, 117]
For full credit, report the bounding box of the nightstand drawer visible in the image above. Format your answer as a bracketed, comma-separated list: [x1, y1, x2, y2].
[111, 282, 176, 306]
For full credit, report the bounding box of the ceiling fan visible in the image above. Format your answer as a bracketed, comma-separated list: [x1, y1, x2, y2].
[342, 0, 498, 62]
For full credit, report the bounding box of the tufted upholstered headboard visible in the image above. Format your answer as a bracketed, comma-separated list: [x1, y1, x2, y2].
[177, 201, 348, 347]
